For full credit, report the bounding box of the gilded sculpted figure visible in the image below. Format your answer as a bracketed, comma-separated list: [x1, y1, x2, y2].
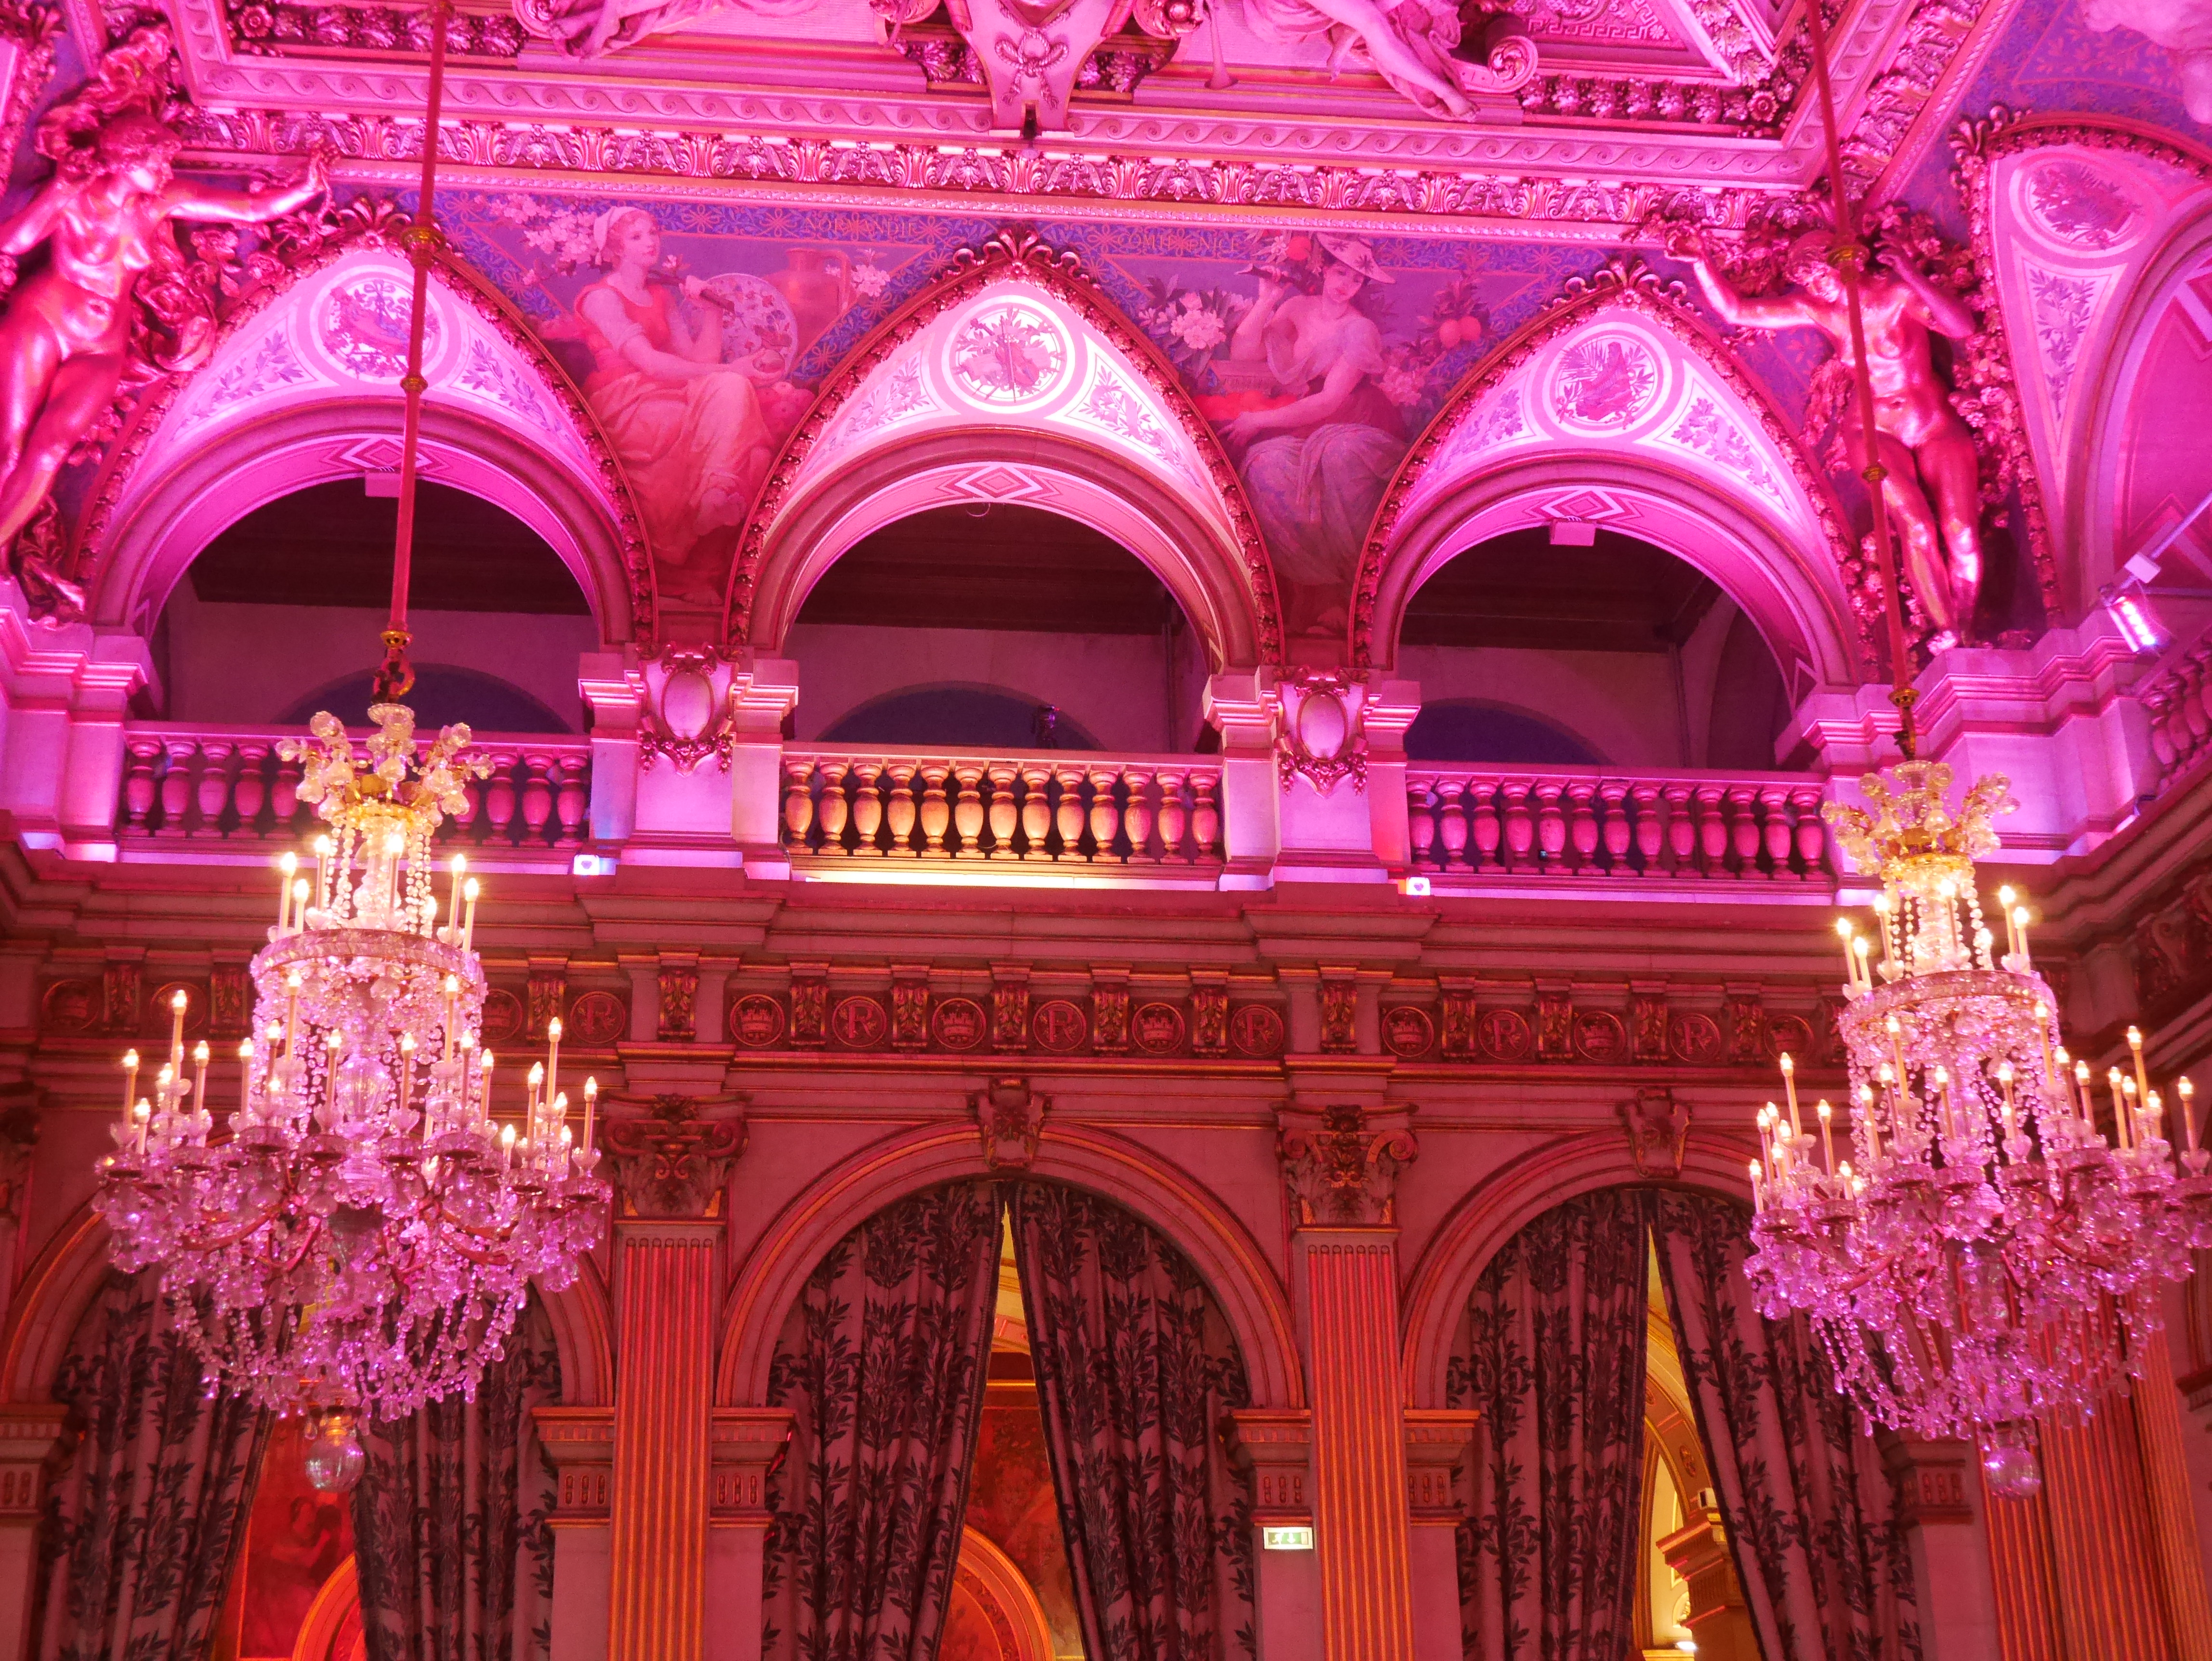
[1671, 226, 1986, 648]
[0, 26, 329, 611]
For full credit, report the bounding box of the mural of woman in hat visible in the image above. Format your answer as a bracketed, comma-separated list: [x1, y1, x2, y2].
[1223, 233, 1408, 638]
[574, 205, 800, 603]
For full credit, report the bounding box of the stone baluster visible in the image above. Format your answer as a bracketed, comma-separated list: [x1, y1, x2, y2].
[916, 764, 952, 855]
[450, 765, 481, 844]
[483, 753, 521, 845]
[1759, 786, 1793, 879]
[1600, 781, 1632, 873]
[1466, 779, 1499, 871]
[2146, 683, 2180, 778]
[1566, 781, 1599, 873]
[272, 749, 305, 837]
[849, 761, 884, 855]
[1435, 779, 1471, 872]
[814, 760, 850, 854]
[1019, 765, 1053, 861]
[1790, 786, 1826, 880]
[1053, 765, 1087, 859]
[1533, 782, 1567, 870]
[946, 764, 982, 858]
[1088, 766, 1124, 863]
[985, 764, 1019, 858]
[519, 754, 556, 846]
[1694, 786, 1726, 877]
[1663, 784, 1694, 876]
[155, 738, 197, 837]
[1123, 769, 1156, 863]
[232, 742, 271, 838]
[121, 737, 163, 836]
[1189, 770, 1221, 859]
[884, 763, 919, 856]
[1501, 781, 1536, 871]
[1631, 783, 1662, 875]
[191, 740, 234, 839]
[1407, 778, 1436, 869]
[554, 755, 589, 846]
[1725, 786, 1760, 876]
[1155, 769, 1189, 863]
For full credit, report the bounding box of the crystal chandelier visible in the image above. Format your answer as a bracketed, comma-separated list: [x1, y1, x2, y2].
[95, 707, 608, 1484]
[1744, 759, 2212, 1496]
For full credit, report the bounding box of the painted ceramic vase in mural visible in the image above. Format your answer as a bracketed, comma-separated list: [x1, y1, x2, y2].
[0, 24, 325, 615]
[1218, 234, 1411, 639]
[571, 207, 808, 604]
[2080, 0, 2212, 119]
[1673, 225, 1987, 650]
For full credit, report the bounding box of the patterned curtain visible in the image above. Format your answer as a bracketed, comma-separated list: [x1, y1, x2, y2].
[1650, 1188, 1922, 1661]
[762, 1180, 1003, 1661]
[1448, 1188, 1654, 1661]
[34, 1269, 268, 1661]
[1007, 1181, 1256, 1661]
[351, 1294, 563, 1661]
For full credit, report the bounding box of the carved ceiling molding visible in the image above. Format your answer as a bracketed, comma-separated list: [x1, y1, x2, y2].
[0, 1, 62, 192]
[71, 198, 660, 642]
[1348, 257, 1853, 669]
[723, 227, 1284, 659]
[1948, 109, 2212, 620]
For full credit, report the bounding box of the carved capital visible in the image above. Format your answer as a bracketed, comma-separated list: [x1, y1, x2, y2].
[602, 1094, 747, 1217]
[711, 1407, 795, 1521]
[1404, 1408, 1480, 1521]
[1618, 1087, 1690, 1179]
[1277, 1103, 1417, 1228]
[1881, 1434, 1976, 1527]
[973, 1077, 1049, 1169]
[532, 1406, 615, 1524]
[1226, 1407, 1314, 1523]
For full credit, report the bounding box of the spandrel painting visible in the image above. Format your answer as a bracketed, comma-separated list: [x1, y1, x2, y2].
[211, 1415, 365, 1661]
[1118, 229, 1518, 639]
[461, 197, 923, 606]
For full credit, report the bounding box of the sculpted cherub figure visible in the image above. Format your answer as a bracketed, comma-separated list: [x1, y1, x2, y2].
[1670, 224, 1986, 649]
[0, 26, 329, 610]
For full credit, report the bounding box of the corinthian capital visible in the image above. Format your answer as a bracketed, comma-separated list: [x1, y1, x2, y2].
[1277, 1103, 1416, 1227]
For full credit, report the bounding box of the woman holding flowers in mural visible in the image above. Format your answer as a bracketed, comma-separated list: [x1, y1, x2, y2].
[1224, 234, 1408, 638]
[576, 206, 790, 602]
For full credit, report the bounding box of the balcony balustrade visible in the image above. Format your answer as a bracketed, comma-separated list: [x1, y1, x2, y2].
[117, 723, 592, 852]
[1407, 767, 1831, 882]
[2139, 633, 2212, 796]
[779, 748, 1225, 866]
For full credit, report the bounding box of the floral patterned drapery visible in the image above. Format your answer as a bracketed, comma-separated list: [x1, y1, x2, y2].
[1449, 1187, 1654, 1661]
[1651, 1189, 1922, 1661]
[351, 1294, 563, 1661]
[762, 1180, 1003, 1661]
[1008, 1181, 1256, 1661]
[35, 1269, 269, 1661]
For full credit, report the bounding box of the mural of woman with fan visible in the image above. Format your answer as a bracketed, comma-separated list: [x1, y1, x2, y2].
[572, 206, 809, 603]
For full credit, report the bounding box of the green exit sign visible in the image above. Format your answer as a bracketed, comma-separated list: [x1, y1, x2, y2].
[1261, 1526, 1314, 1550]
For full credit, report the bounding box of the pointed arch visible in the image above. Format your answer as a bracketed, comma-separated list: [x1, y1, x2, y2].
[1350, 270, 1865, 697]
[714, 1121, 1301, 1411]
[79, 228, 657, 645]
[724, 231, 1283, 669]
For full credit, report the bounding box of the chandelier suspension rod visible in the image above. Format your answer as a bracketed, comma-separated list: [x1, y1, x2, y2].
[372, 0, 456, 705]
[1797, 0, 1920, 759]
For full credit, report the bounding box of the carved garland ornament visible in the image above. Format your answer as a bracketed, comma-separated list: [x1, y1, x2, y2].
[1349, 258, 1856, 670]
[724, 228, 1283, 661]
[78, 194, 658, 643]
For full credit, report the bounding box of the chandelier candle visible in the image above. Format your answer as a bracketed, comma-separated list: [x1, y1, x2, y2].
[1747, 760, 2212, 1497]
[91, 704, 610, 1487]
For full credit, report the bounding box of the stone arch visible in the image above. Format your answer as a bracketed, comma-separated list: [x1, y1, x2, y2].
[715, 1122, 1301, 1410]
[1397, 1132, 1756, 1410]
[725, 232, 1282, 669]
[0, 1205, 614, 1407]
[81, 238, 655, 646]
[1351, 272, 1863, 699]
[1963, 117, 2212, 613]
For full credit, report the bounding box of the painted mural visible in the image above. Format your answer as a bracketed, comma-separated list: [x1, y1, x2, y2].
[213, 1416, 365, 1661]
